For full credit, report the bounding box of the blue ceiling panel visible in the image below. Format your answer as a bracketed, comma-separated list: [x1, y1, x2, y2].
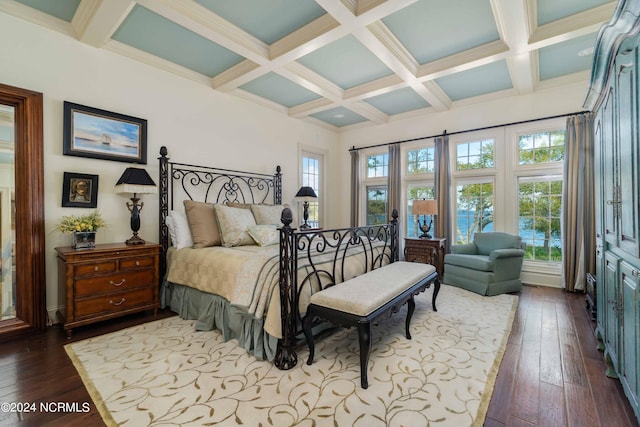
[365, 87, 430, 115]
[15, 0, 80, 22]
[382, 0, 500, 64]
[196, 0, 326, 45]
[435, 60, 512, 101]
[112, 5, 245, 78]
[539, 33, 597, 80]
[240, 72, 321, 107]
[310, 106, 368, 127]
[297, 35, 393, 90]
[537, 0, 611, 26]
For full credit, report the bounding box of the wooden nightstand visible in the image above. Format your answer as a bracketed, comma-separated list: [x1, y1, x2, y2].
[404, 237, 447, 278]
[56, 242, 160, 338]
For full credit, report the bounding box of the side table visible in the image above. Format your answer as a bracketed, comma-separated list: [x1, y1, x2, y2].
[404, 237, 447, 278]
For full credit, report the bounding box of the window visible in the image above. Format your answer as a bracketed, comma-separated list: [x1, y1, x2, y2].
[456, 139, 494, 170]
[455, 181, 494, 244]
[518, 176, 562, 262]
[518, 131, 565, 165]
[301, 152, 322, 228]
[367, 153, 388, 177]
[516, 129, 565, 262]
[366, 185, 388, 225]
[407, 184, 435, 238]
[407, 147, 434, 174]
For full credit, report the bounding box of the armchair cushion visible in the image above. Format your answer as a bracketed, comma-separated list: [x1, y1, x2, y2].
[443, 232, 526, 296]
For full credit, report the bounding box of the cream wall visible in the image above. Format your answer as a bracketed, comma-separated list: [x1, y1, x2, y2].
[0, 13, 341, 319]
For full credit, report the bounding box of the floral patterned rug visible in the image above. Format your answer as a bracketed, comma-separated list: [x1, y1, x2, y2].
[65, 284, 517, 426]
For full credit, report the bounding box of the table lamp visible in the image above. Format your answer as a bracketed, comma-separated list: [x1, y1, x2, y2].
[295, 186, 317, 229]
[412, 199, 438, 239]
[115, 167, 157, 245]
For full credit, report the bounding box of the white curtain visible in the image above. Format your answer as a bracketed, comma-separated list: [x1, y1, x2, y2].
[562, 113, 594, 292]
[434, 133, 451, 252]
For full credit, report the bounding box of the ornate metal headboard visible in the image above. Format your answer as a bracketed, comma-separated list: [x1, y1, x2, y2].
[158, 146, 282, 275]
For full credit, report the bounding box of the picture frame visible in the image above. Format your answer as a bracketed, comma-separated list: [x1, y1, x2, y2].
[63, 101, 147, 164]
[62, 172, 99, 208]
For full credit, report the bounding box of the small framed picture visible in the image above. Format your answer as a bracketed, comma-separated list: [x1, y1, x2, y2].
[62, 172, 99, 208]
[63, 101, 147, 164]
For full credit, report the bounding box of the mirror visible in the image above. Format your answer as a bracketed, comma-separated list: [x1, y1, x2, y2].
[0, 83, 45, 337]
[0, 104, 15, 321]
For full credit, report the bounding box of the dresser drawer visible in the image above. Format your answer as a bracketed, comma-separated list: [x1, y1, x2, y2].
[74, 269, 154, 297]
[75, 261, 117, 276]
[121, 256, 154, 270]
[74, 286, 155, 318]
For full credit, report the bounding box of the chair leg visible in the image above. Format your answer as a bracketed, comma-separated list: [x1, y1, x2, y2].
[405, 296, 415, 339]
[357, 321, 372, 389]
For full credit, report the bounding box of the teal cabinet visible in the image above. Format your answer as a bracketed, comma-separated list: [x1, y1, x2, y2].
[585, 1, 640, 423]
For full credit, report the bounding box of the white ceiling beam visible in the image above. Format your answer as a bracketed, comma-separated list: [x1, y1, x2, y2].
[417, 40, 510, 80]
[73, 0, 133, 47]
[416, 81, 451, 111]
[491, 0, 536, 94]
[136, 0, 270, 64]
[529, 2, 616, 48]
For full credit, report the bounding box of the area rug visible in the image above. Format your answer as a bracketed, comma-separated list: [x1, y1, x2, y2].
[65, 284, 517, 427]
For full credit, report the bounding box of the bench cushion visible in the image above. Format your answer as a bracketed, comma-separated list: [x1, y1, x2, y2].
[310, 262, 436, 316]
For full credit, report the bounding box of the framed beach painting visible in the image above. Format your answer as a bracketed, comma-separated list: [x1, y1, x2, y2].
[63, 101, 147, 164]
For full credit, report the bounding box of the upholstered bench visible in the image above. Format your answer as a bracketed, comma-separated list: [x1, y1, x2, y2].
[302, 261, 440, 389]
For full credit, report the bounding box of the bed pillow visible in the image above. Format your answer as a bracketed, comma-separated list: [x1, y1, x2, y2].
[183, 200, 222, 248]
[250, 204, 295, 227]
[167, 210, 193, 250]
[226, 202, 251, 209]
[247, 224, 279, 247]
[213, 204, 257, 247]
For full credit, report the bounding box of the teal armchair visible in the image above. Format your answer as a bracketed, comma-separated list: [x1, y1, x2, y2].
[443, 232, 526, 296]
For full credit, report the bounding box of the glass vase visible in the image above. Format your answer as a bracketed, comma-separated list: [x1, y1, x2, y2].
[72, 231, 96, 249]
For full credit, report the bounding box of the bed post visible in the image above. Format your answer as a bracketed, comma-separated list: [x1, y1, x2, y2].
[159, 146, 169, 278]
[391, 208, 399, 263]
[274, 165, 282, 204]
[275, 207, 297, 370]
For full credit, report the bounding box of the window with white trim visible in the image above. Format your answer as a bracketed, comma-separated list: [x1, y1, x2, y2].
[516, 130, 565, 262]
[363, 151, 389, 225]
[301, 152, 322, 228]
[406, 145, 435, 237]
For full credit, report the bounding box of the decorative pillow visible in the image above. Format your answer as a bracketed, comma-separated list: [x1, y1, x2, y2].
[247, 224, 279, 247]
[213, 204, 257, 247]
[250, 204, 295, 227]
[167, 210, 193, 250]
[226, 202, 251, 209]
[183, 200, 221, 248]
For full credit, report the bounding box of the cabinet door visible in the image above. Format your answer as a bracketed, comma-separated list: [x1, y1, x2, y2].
[605, 252, 621, 371]
[602, 88, 618, 245]
[620, 261, 639, 405]
[616, 48, 640, 257]
[596, 238, 606, 332]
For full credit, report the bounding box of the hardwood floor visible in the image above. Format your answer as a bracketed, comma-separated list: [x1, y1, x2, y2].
[0, 286, 637, 426]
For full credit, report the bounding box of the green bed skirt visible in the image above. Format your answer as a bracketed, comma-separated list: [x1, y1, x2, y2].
[160, 280, 278, 361]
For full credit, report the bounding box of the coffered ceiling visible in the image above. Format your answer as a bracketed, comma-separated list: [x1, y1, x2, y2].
[1, 0, 615, 130]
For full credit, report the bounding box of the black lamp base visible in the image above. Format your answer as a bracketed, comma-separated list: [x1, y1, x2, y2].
[125, 233, 146, 245]
[418, 217, 433, 239]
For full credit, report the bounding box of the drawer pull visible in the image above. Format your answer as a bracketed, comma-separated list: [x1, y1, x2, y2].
[94, 266, 99, 271]
[110, 298, 126, 306]
[109, 279, 126, 287]
[632, 269, 640, 277]
[136, 261, 140, 266]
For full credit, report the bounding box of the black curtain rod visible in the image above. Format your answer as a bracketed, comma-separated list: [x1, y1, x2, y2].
[348, 110, 591, 152]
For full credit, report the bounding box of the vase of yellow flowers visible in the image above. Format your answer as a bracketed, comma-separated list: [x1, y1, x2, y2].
[57, 211, 105, 249]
